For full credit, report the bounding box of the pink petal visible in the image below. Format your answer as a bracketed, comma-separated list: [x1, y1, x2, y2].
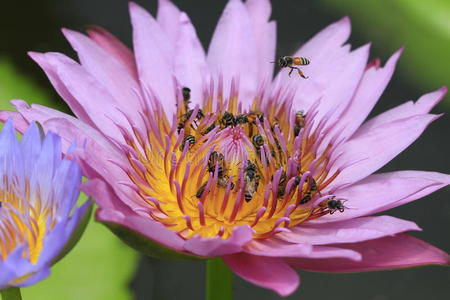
[207, 0, 258, 107]
[354, 86, 447, 138]
[129, 2, 176, 118]
[223, 253, 300, 297]
[62, 28, 143, 123]
[245, 0, 276, 81]
[287, 234, 450, 272]
[311, 43, 370, 130]
[80, 178, 134, 214]
[243, 239, 361, 260]
[329, 114, 440, 188]
[174, 12, 210, 106]
[96, 208, 186, 252]
[312, 171, 450, 224]
[28, 52, 95, 127]
[86, 25, 138, 80]
[0, 111, 29, 131]
[274, 17, 351, 111]
[156, 0, 182, 44]
[331, 48, 403, 140]
[183, 225, 253, 257]
[279, 216, 420, 245]
[28, 52, 129, 141]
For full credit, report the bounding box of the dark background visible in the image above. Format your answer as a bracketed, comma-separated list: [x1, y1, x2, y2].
[1, 1, 449, 299]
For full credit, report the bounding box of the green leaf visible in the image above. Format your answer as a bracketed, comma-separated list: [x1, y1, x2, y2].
[0, 57, 53, 110]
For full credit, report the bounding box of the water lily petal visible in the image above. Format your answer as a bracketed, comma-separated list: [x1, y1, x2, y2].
[174, 12, 209, 106]
[97, 209, 186, 252]
[129, 2, 176, 118]
[245, 0, 276, 81]
[354, 86, 447, 138]
[223, 253, 299, 297]
[29, 52, 129, 140]
[183, 225, 253, 257]
[329, 114, 440, 188]
[280, 216, 421, 245]
[331, 48, 403, 140]
[62, 28, 143, 122]
[86, 25, 138, 80]
[156, 0, 181, 44]
[287, 234, 450, 272]
[207, 0, 258, 106]
[244, 239, 361, 260]
[312, 171, 450, 224]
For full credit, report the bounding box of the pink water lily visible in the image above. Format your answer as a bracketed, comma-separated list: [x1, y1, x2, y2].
[1, 0, 448, 296]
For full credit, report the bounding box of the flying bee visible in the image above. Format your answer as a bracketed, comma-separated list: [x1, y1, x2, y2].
[220, 111, 236, 128]
[244, 161, 260, 202]
[324, 197, 347, 214]
[180, 135, 195, 150]
[273, 56, 310, 78]
[294, 110, 306, 136]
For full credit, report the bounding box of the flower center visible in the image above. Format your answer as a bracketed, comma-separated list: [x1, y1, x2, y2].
[120, 82, 345, 239]
[0, 179, 51, 263]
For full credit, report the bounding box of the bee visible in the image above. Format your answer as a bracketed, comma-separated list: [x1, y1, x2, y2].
[182, 87, 191, 103]
[218, 175, 235, 190]
[196, 182, 207, 198]
[276, 170, 287, 198]
[246, 112, 264, 124]
[244, 161, 260, 202]
[201, 123, 216, 135]
[252, 134, 264, 149]
[294, 110, 306, 136]
[220, 111, 236, 128]
[294, 175, 317, 204]
[235, 114, 249, 125]
[208, 151, 225, 175]
[208, 151, 235, 190]
[273, 56, 310, 78]
[325, 197, 347, 214]
[180, 135, 195, 150]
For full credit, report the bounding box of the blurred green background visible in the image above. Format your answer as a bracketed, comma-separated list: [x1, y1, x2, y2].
[0, 0, 449, 299]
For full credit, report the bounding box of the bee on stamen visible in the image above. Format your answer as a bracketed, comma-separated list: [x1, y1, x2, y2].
[220, 111, 236, 128]
[180, 135, 195, 150]
[235, 114, 249, 125]
[244, 161, 260, 202]
[294, 110, 306, 136]
[196, 182, 207, 198]
[276, 170, 287, 198]
[273, 56, 310, 78]
[208, 151, 234, 190]
[182, 87, 191, 111]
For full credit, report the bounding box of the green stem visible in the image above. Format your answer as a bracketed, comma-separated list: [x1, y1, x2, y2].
[1, 288, 22, 300]
[206, 258, 233, 300]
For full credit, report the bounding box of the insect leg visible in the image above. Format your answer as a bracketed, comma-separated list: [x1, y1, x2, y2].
[296, 68, 308, 79]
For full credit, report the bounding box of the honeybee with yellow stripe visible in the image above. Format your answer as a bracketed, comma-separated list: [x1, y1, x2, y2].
[274, 56, 310, 78]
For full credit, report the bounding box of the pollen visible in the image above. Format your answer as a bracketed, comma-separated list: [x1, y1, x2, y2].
[0, 178, 51, 263]
[116, 80, 345, 240]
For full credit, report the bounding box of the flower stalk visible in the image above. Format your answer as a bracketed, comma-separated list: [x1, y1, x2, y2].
[206, 258, 232, 300]
[1, 288, 22, 300]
